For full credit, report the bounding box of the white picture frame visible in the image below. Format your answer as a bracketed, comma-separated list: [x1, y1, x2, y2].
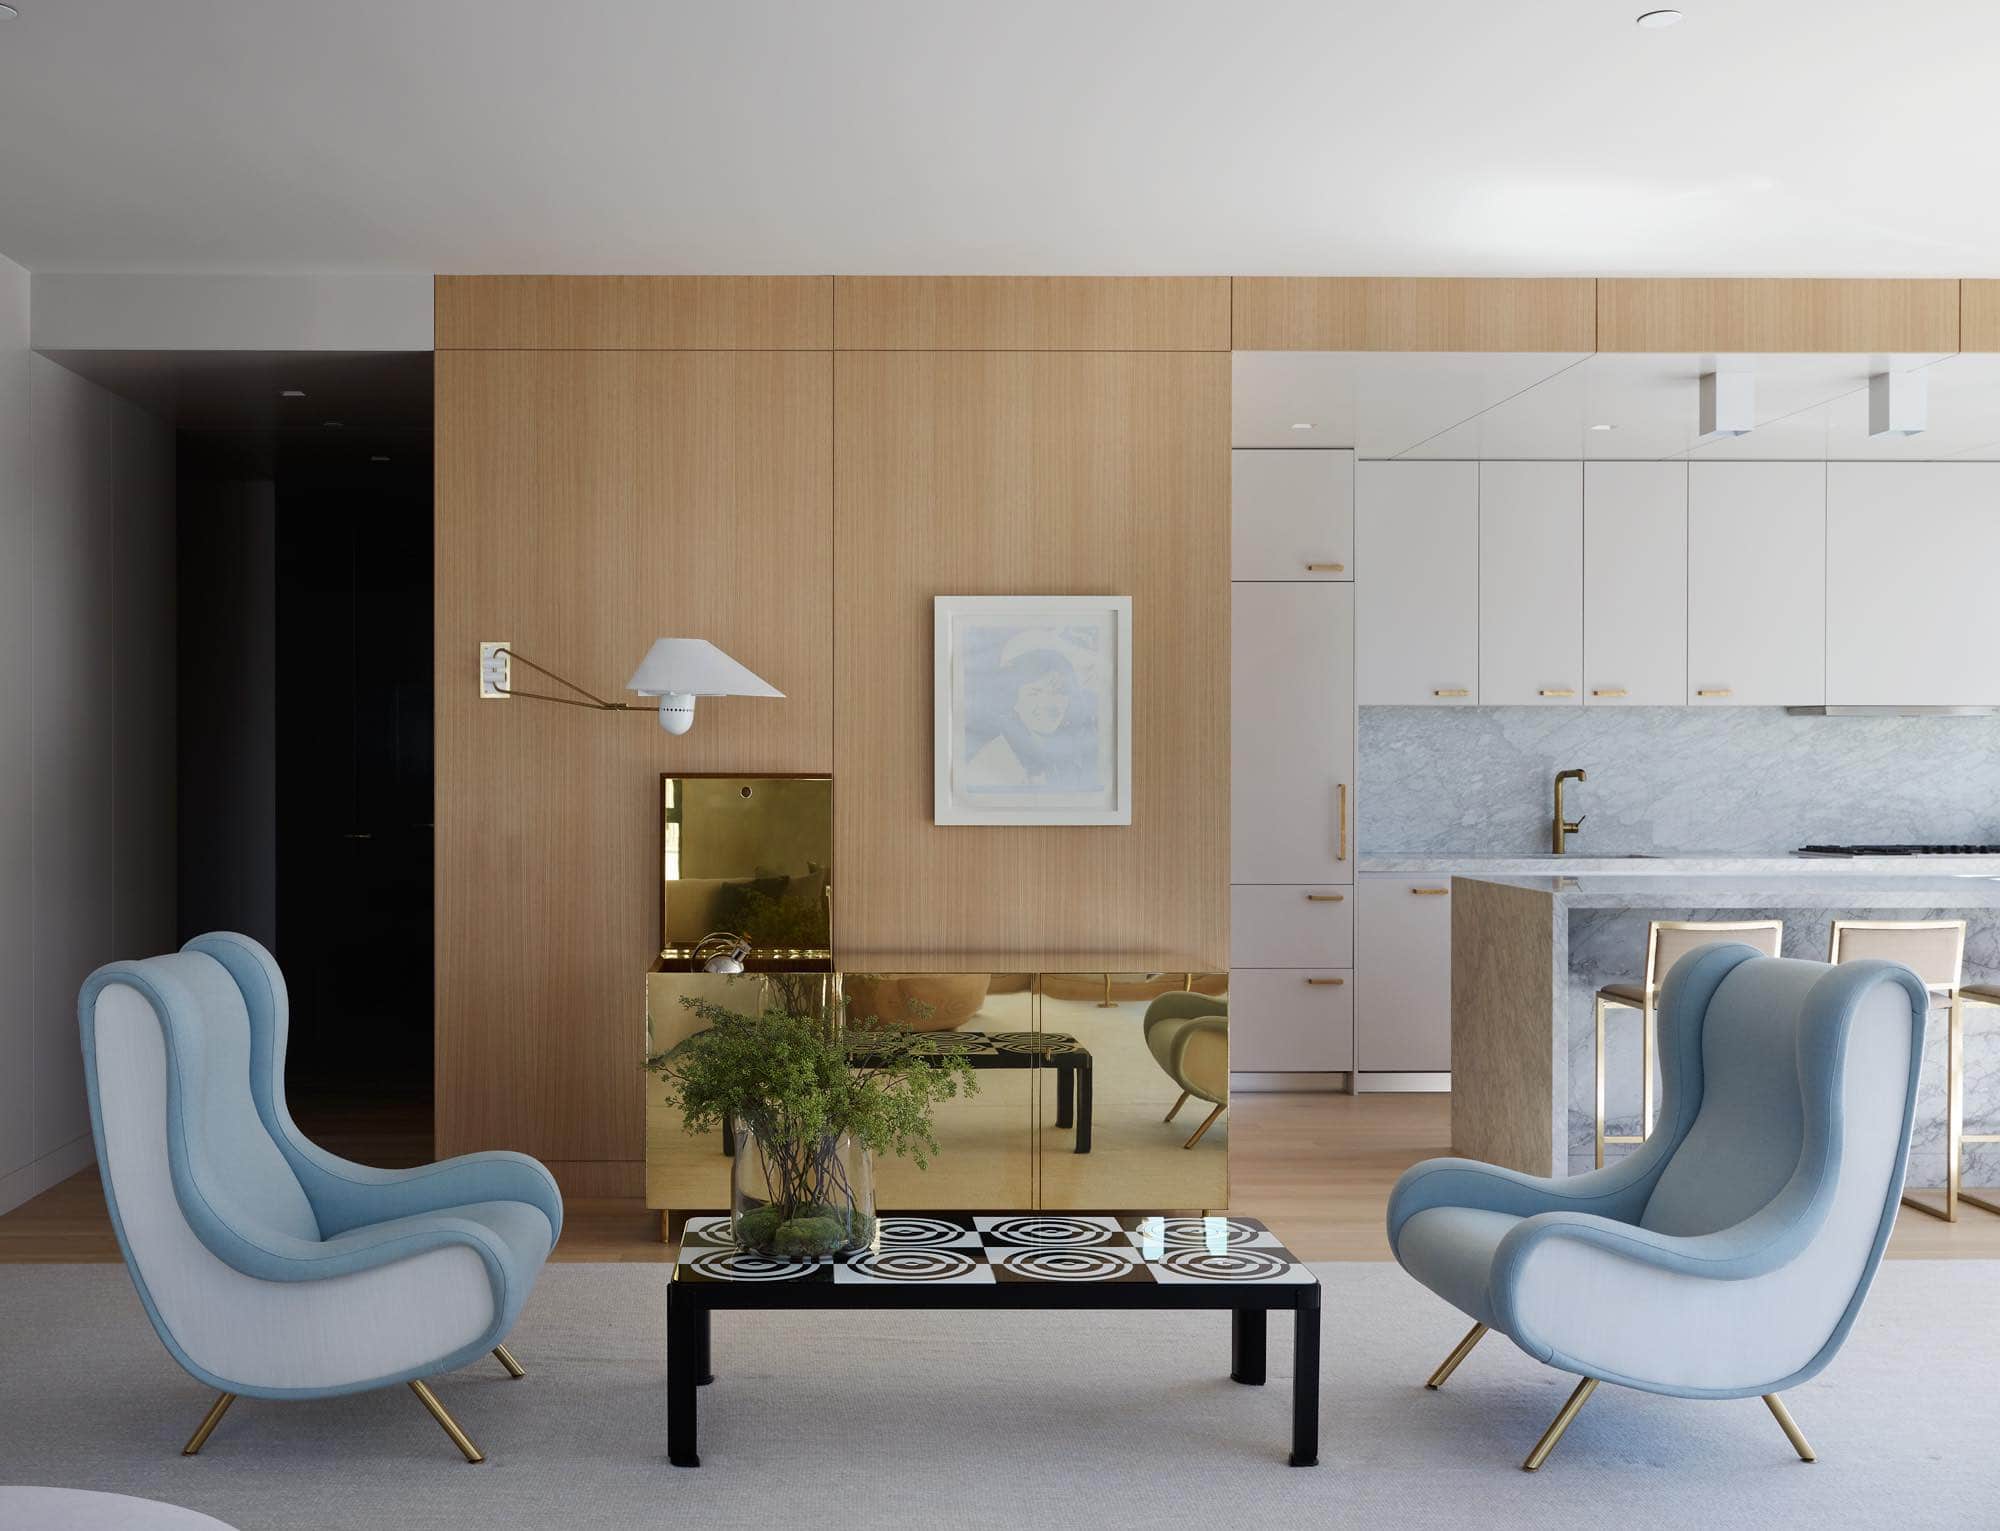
[933, 595, 1133, 826]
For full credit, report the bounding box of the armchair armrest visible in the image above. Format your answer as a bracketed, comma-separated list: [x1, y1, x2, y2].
[285, 1147, 564, 1243]
[1386, 1157, 1655, 1260]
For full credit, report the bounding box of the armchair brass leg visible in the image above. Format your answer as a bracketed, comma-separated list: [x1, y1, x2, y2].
[1183, 1103, 1226, 1149]
[1164, 1089, 1191, 1124]
[181, 1391, 237, 1456]
[1425, 1322, 1488, 1390]
[1522, 1377, 1598, 1472]
[493, 1344, 526, 1379]
[408, 1379, 485, 1464]
[1763, 1393, 1816, 1462]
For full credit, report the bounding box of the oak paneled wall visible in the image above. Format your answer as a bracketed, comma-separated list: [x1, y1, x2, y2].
[435, 276, 833, 350]
[832, 350, 1230, 963]
[1962, 281, 2000, 352]
[434, 348, 833, 1182]
[1230, 277, 1596, 351]
[836, 276, 1230, 351]
[1597, 278, 1961, 353]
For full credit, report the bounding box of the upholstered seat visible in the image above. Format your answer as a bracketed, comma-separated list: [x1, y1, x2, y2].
[79, 932, 562, 1461]
[1143, 992, 1229, 1148]
[1389, 945, 1928, 1471]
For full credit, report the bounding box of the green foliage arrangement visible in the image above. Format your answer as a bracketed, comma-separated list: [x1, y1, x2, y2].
[645, 980, 978, 1256]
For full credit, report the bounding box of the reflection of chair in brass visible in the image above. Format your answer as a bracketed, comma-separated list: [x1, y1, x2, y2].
[1144, 993, 1229, 1148]
[1829, 918, 2000, 1223]
[1594, 920, 1783, 1167]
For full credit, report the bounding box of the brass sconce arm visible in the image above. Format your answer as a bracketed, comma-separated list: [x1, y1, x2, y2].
[485, 646, 650, 715]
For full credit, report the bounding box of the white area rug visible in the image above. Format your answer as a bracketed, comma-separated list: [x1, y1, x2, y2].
[0, 1261, 1993, 1530]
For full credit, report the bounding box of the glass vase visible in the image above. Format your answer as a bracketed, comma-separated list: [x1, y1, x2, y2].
[729, 1122, 877, 1258]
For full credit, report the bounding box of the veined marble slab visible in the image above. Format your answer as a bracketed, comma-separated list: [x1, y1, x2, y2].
[1470, 874, 2000, 909]
[1361, 854, 2000, 876]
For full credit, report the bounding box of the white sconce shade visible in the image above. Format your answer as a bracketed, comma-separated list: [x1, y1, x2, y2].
[626, 639, 783, 734]
[1869, 370, 1928, 437]
[1699, 371, 1755, 438]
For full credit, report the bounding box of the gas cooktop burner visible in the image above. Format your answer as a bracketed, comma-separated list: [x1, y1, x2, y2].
[1796, 844, 2000, 857]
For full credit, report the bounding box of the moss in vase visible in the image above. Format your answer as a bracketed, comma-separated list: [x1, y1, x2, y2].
[773, 1215, 847, 1257]
[733, 1205, 785, 1251]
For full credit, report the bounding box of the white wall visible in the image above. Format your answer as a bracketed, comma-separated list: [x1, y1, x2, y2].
[29, 272, 433, 352]
[0, 254, 177, 1214]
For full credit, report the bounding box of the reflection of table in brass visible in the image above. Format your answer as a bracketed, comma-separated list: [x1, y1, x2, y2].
[720, 1031, 1094, 1156]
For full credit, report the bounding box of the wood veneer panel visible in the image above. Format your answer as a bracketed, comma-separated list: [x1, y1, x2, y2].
[835, 277, 1231, 351]
[832, 351, 1230, 964]
[435, 276, 833, 350]
[1597, 278, 1960, 353]
[1229, 277, 1596, 351]
[434, 350, 832, 1168]
[1961, 281, 2000, 351]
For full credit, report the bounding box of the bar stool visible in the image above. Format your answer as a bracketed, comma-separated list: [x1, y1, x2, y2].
[1829, 919, 1999, 1222]
[1594, 919, 1784, 1168]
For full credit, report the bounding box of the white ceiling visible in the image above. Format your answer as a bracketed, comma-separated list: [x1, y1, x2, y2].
[1, 1, 1999, 275]
[1233, 351, 2000, 460]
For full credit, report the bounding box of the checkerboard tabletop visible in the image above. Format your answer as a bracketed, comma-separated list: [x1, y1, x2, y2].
[671, 1213, 1316, 1287]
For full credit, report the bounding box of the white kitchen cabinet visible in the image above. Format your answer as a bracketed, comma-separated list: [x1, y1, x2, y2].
[1231, 582, 1354, 884]
[1478, 461, 1582, 705]
[1355, 874, 1453, 1075]
[1583, 462, 1687, 707]
[1827, 463, 2000, 706]
[1356, 461, 1480, 705]
[1230, 884, 1354, 968]
[1232, 449, 1354, 581]
[1686, 462, 1825, 706]
[1228, 966, 1354, 1073]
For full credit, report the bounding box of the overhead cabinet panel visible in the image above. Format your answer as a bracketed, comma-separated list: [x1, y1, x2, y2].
[1356, 461, 1480, 705]
[1478, 462, 1582, 706]
[1827, 463, 2000, 706]
[1686, 462, 1825, 707]
[1232, 449, 1354, 580]
[1583, 462, 1687, 707]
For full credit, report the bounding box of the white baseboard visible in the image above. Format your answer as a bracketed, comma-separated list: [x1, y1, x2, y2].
[1230, 1071, 1353, 1094]
[0, 1134, 96, 1217]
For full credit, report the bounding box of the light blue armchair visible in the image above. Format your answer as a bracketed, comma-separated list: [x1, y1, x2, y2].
[78, 932, 562, 1462]
[1388, 946, 1927, 1471]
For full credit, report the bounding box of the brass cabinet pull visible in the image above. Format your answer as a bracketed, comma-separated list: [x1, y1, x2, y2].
[1432, 688, 1470, 698]
[1336, 782, 1348, 863]
[1411, 887, 1450, 896]
[1591, 687, 1628, 698]
[1538, 688, 1576, 698]
[1304, 976, 1345, 986]
[1305, 892, 1345, 902]
[1695, 687, 1733, 698]
[1304, 561, 1346, 573]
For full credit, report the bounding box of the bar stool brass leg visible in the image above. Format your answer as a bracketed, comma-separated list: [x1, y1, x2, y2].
[1763, 1393, 1816, 1462]
[1425, 1322, 1487, 1389]
[493, 1344, 526, 1379]
[182, 1391, 237, 1456]
[1948, 994, 1963, 1221]
[1522, 1377, 1598, 1472]
[408, 1379, 485, 1464]
[1593, 997, 1607, 1170]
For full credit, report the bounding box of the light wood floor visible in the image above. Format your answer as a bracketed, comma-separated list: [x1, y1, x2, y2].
[3, 1092, 1993, 1263]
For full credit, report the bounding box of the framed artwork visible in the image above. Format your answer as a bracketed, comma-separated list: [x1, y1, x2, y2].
[933, 595, 1132, 826]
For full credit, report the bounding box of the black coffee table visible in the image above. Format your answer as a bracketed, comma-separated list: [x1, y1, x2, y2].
[666, 1212, 1320, 1468]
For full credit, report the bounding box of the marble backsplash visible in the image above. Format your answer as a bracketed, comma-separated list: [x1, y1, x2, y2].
[1359, 707, 2000, 855]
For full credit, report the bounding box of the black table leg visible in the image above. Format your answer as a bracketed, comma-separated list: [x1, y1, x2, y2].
[1290, 1297, 1321, 1467]
[1074, 1058, 1093, 1154]
[668, 1287, 703, 1467]
[1232, 1307, 1267, 1385]
[696, 1303, 714, 1386]
[1055, 1060, 1075, 1130]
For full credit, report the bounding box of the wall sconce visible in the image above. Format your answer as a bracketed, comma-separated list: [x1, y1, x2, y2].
[478, 638, 782, 734]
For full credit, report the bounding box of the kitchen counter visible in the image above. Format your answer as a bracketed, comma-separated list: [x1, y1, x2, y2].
[1359, 853, 2000, 876]
[1466, 873, 2000, 909]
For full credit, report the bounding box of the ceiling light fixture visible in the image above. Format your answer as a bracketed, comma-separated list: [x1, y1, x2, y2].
[1636, 9, 1684, 27]
[1588, 423, 1617, 432]
[1868, 370, 1927, 437]
[322, 420, 344, 428]
[1699, 371, 1754, 438]
[280, 389, 305, 398]
[1290, 422, 1314, 431]
[370, 454, 391, 462]
[0, 6, 18, 19]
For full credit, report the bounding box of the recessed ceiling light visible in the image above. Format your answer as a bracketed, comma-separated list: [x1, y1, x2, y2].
[370, 455, 391, 462]
[280, 388, 305, 398]
[1290, 422, 1314, 431]
[323, 420, 344, 428]
[1588, 423, 1617, 432]
[0, 7, 19, 20]
[1636, 9, 1684, 26]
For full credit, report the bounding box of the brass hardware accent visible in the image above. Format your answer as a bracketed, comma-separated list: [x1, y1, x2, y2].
[1591, 687, 1628, 698]
[1165, 1089, 1191, 1123]
[1425, 1323, 1488, 1390]
[409, 1379, 485, 1464]
[1304, 976, 1345, 986]
[1764, 1394, 1816, 1463]
[1522, 1377, 1599, 1472]
[1336, 782, 1348, 863]
[1695, 687, 1733, 698]
[1304, 562, 1346, 573]
[1538, 688, 1576, 698]
[1183, 1103, 1227, 1148]
[494, 1344, 526, 1379]
[1552, 768, 1587, 854]
[182, 1392, 237, 1456]
[1304, 892, 1344, 903]
[1410, 887, 1449, 897]
[1432, 688, 1470, 698]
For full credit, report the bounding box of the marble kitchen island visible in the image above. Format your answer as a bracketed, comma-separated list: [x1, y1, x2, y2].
[1451, 873, 2000, 1189]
